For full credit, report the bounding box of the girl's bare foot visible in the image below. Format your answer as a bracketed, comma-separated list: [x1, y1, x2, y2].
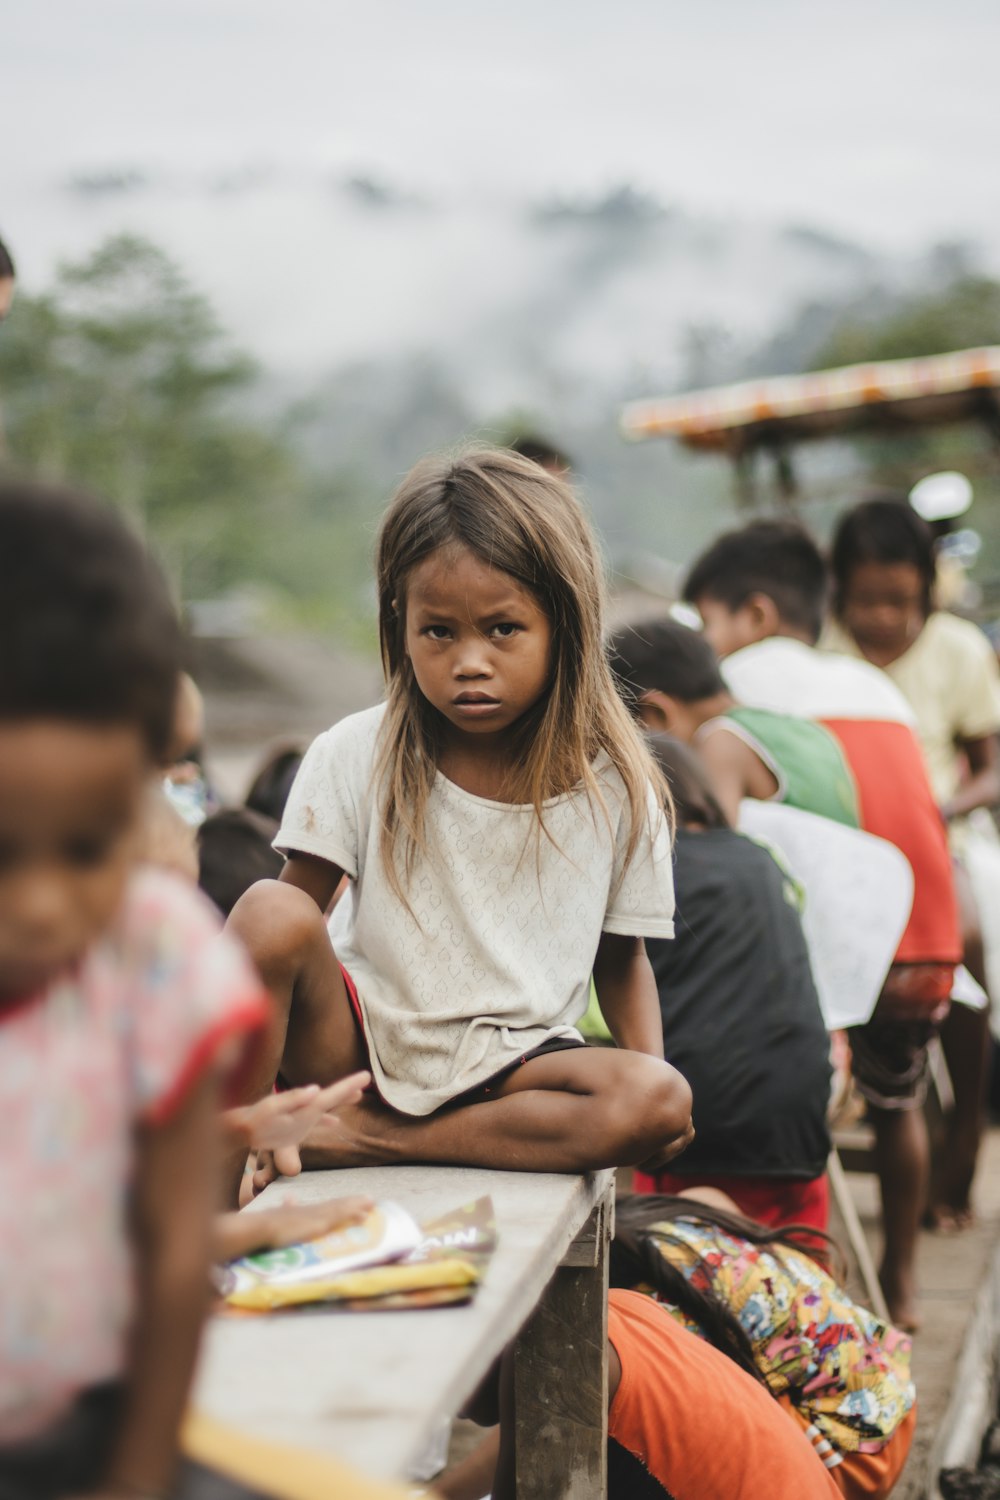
[924, 1201, 976, 1234]
[880, 1262, 921, 1334]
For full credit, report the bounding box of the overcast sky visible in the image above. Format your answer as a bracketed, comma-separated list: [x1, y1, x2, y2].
[5, 0, 1000, 256]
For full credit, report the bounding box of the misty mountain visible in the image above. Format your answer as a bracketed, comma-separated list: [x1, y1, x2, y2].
[23, 165, 983, 564]
[40, 165, 945, 405]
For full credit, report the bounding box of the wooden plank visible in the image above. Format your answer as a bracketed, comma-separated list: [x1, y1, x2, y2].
[195, 1165, 614, 1482]
[561, 1195, 614, 1269]
[514, 1189, 612, 1499]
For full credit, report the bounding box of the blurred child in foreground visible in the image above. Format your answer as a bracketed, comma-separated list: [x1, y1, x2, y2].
[0, 479, 268, 1499]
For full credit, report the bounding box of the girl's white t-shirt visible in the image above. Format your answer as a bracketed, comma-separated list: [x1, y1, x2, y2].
[275, 704, 675, 1115]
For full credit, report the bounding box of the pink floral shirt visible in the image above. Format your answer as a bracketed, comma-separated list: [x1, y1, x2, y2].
[1, 868, 266, 1442]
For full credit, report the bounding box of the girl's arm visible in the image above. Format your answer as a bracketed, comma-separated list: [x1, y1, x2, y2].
[942, 734, 1000, 821]
[592, 932, 664, 1057]
[101, 1072, 219, 1497]
[278, 850, 346, 912]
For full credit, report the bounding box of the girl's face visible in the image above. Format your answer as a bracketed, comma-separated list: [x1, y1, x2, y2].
[0, 720, 147, 1000]
[839, 560, 927, 661]
[404, 545, 553, 742]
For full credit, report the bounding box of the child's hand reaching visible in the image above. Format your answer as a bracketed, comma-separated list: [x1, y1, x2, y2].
[226, 1070, 370, 1180]
[214, 1193, 374, 1263]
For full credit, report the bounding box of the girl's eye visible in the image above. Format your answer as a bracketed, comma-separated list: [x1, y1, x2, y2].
[424, 625, 452, 641]
[491, 623, 520, 638]
[65, 835, 113, 868]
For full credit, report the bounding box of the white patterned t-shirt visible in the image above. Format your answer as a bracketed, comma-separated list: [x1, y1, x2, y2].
[275, 705, 675, 1114]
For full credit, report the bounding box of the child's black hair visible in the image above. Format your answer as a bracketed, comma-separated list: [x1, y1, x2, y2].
[507, 432, 572, 473]
[830, 495, 936, 618]
[611, 1195, 843, 1394]
[683, 519, 828, 643]
[645, 733, 729, 829]
[0, 237, 14, 280]
[609, 617, 726, 706]
[244, 743, 305, 823]
[0, 478, 182, 758]
[197, 807, 284, 917]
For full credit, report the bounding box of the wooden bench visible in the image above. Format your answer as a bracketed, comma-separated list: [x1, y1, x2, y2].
[194, 1164, 616, 1498]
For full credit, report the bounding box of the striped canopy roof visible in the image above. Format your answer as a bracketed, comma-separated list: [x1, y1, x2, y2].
[620, 346, 1000, 454]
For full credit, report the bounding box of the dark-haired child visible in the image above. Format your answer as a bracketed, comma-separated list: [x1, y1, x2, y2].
[612, 1195, 916, 1500]
[628, 735, 832, 1228]
[683, 517, 961, 1328]
[610, 616, 859, 828]
[231, 448, 692, 1183]
[244, 743, 306, 825]
[198, 806, 285, 918]
[0, 479, 267, 1498]
[826, 497, 1000, 823]
[826, 495, 1000, 1233]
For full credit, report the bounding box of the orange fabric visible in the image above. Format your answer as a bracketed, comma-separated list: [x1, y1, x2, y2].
[822, 718, 960, 967]
[608, 1289, 842, 1499]
[779, 1396, 918, 1500]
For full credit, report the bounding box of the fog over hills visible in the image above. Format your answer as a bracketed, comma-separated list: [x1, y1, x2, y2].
[24, 165, 962, 398]
[10, 164, 990, 561]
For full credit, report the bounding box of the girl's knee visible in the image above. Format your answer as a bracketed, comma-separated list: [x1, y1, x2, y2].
[227, 879, 329, 966]
[593, 1054, 693, 1162]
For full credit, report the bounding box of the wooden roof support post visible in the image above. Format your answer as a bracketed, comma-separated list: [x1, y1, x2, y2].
[733, 445, 758, 510]
[774, 442, 799, 507]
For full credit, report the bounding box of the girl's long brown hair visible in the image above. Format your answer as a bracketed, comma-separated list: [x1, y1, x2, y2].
[373, 446, 671, 902]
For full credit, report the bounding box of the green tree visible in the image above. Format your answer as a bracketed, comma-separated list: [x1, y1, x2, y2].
[814, 275, 1000, 369]
[0, 235, 306, 603]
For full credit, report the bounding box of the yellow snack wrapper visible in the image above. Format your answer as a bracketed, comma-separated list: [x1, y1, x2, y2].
[225, 1255, 480, 1311]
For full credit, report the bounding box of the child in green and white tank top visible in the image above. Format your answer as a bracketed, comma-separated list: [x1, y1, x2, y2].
[610, 618, 859, 829]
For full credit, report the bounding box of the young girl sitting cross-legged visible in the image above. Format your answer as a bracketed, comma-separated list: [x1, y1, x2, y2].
[230, 447, 693, 1183]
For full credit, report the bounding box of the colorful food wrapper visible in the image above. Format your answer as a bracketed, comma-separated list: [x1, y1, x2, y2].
[217, 1200, 421, 1307]
[219, 1196, 497, 1313]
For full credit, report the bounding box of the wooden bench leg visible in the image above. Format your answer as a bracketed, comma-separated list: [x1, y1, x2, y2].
[513, 1194, 612, 1499]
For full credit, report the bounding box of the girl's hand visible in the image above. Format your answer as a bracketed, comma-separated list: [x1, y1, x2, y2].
[224, 1071, 370, 1152]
